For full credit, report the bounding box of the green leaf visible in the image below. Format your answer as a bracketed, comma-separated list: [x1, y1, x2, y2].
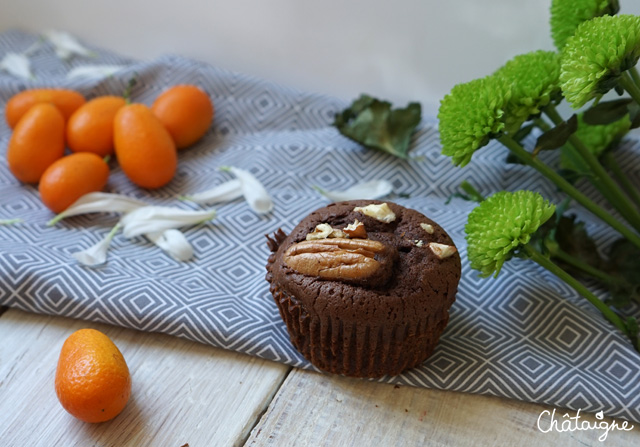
[582, 98, 633, 125]
[445, 180, 485, 204]
[333, 94, 421, 159]
[505, 152, 526, 165]
[533, 114, 578, 156]
[626, 317, 639, 345]
[628, 102, 640, 129]
[535, 212, 640, 307]
[606, 238, 640, 293]
[530, 205, 605, 273]
[554, 215, 604, 269]
[512, 123, 536, 143]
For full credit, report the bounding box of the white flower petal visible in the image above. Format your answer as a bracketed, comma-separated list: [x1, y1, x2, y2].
[43, 30, 96, 60]
[120, 206, 216, 238]
[223, 166, 273, 214]
[181, 179, 243, 204]
[22, 40, 42, 57]
[315, 180, 393, 202]
[66, 64, 125, 80]
[0, 52, 34, 79]
[71, 224, 120, 267]
[48, 192, 148, 226]
[146, 229, 194, 262]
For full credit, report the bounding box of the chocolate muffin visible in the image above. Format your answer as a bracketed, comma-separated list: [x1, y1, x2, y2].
[265, 200, 461, 378]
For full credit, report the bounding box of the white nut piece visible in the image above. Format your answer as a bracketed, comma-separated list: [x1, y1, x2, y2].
[428, 242, 457, 259]
[414, 240, 424, 247]
[420, 223, 435, 234]
[306, 223, 334, 240]
[330, 228, 348, 238]
[306, 223, 349, 240]
[353, 203, 396, 223]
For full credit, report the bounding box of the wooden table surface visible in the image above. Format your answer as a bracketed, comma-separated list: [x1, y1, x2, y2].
[1, 306, 638, 447]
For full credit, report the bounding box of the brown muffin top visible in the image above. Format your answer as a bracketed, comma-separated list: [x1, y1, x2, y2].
[266, 200, 461, 324]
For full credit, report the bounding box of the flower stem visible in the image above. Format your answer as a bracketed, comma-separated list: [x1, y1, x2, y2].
[602, 152, 640, 209]
[533, 117, 552, 132]
[543, 104, 640, 231]
[620, 72, 640, 106]
[0, 218, 22, 225]
[551, 247, 615, 283]
[524, 244, 633, 344]
[498, 134, 640, 249]
[630, 67, 640, 91]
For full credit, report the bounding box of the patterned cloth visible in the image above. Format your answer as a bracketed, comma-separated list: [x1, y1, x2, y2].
[2, 29, 640, 422]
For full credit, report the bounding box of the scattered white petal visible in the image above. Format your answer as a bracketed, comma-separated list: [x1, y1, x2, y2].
[66, 64, 125, 80]
[120, 206, 216, 238]
[315, 180, 393, 202]
[146, 229, 194, 262]
[48, 192, 148, 226]
[0, 218, 23, 225]
[22, 40, 42, 57]
[0, 52, 34, 79]
[181, 179, 243, 204]
[222, 166, 273, 214]
[43, 30, 96, 60]
[71, 224, 120, 267]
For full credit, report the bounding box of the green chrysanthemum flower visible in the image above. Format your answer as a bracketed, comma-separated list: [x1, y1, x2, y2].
[560, 14, 640, 109]
[465, 190, 556, 278]
[560, 113, 631, 173]
[550, 0, 619, 50]
[494, 50, 561, 134]
[438, 75, 510, 167]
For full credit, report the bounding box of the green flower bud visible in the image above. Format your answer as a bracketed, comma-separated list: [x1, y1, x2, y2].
[495, 50, 561, 134]
[465, 190, 556, 278]
[560, 14, 640, 109]
[550, 0, 619, 50]
[438, 75, 510, 167]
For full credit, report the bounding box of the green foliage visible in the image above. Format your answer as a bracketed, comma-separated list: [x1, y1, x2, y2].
[606, 238, 640, 307]
[333, 94, 422, 159]
[560, 113, 631, 174]
[446, 180, 485, 204]
[534, 114, 578, 156]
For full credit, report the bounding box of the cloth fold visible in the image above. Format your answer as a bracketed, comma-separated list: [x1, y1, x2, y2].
[1, 29, 640, 422]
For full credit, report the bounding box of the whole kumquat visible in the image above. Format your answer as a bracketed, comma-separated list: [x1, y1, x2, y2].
[39, 152, 110, 213]
[114, 103, 177, 189]
[7, 103, 65, 183]
[55, 328, 131, 423]
[151, 84, 214, 149]
[67, 96, 127, 157]
[5, 88, 86, 129]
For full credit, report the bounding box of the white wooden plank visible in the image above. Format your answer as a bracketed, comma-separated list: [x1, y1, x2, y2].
[0, 308, 290, 446]
[247, 368, 640, 447]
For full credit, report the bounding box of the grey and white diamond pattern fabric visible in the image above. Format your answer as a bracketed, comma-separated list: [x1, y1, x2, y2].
[1, 29, 640, 422]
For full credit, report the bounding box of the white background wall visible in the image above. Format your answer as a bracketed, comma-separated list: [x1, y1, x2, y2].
[2, 1, 640, 117]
